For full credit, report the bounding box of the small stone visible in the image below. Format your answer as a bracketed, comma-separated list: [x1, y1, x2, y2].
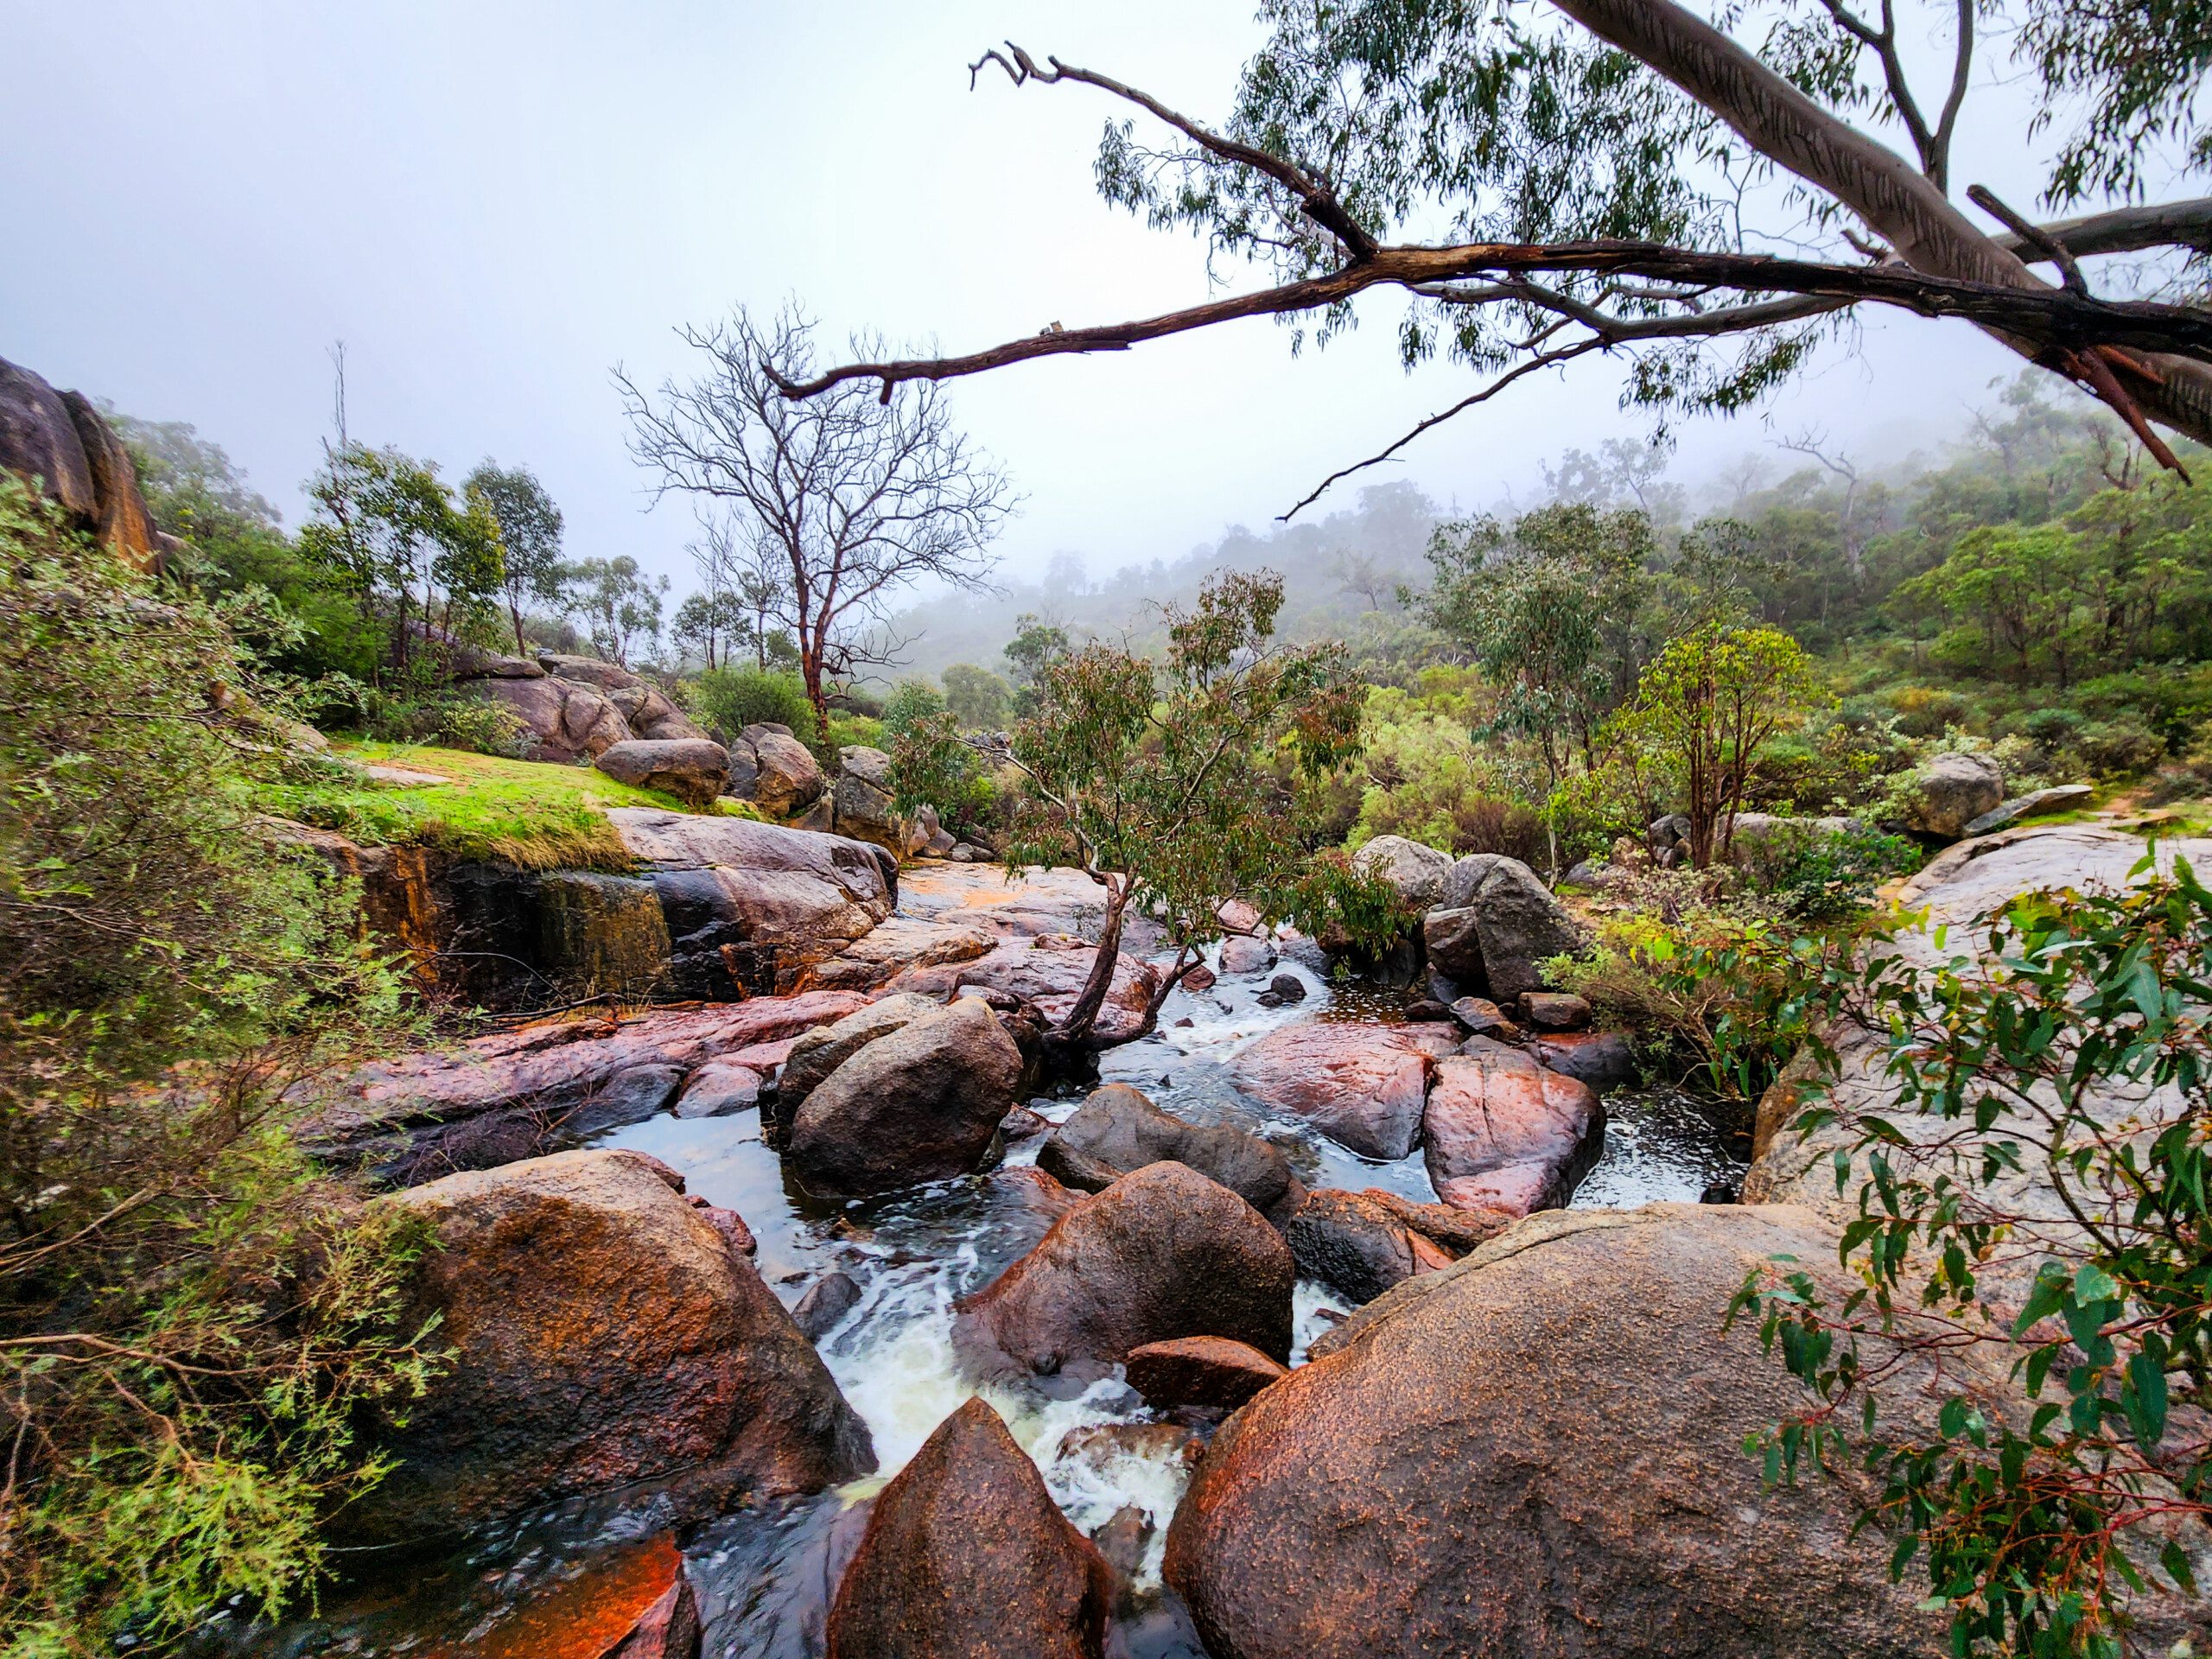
[1402, 999, 1453, 1022]
[1125, 1335, 1290, 1410]
[1266, 973, 1306, 1003]
[1519, 991, 1592, 1032]
[1181, 963, 1218, 992]
[792, 1269, 862, 1340]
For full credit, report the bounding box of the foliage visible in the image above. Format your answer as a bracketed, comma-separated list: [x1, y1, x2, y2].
[560, 555, 667, 669]
[1351, 674, 1548, 863]
[1001, 613, 1071, 714]
[299, 443, 506, 667]
[1549, 899, 1860, 1100]
[262, 741, 716, 872]
[687, 665, 816, 741]
[1614, 623, 1832, 868]
[942, 662, 1014, 730]
[463, 461, 565, 654]
[904, 569, 1371, 1049]
[1759, 824, 1923, 923]
[879, 678, 947, 742]
[111, 410, 384, 683]
[0, 482, 445, 1652]
[1732, 859, 2212, 1656]
[328, 652, 528, 756]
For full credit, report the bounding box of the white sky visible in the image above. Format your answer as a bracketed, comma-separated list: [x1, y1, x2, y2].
[2, 1, 2101, 595]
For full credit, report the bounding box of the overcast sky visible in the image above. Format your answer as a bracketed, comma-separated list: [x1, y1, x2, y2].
[3, 2, 2083, 596]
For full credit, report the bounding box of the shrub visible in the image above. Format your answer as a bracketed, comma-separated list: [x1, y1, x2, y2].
[0, 481, 445, 1651]
[2073, 716, 2168, 778]
[1734, 865, 2212, 1656]
[1759, 824, 1923, 922]
[687, 665, 815, 740]
[1885, 684, 1974, 738]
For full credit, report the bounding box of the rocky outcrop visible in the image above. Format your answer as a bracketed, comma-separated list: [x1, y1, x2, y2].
[1422, 1039, 1604, 1215]
[776, 992, 944, 1116]
[830, 745, 904, 852]
[1228, 1023, 1459, 1160]
[480, 673, 632, 761]
[1898, 751, 2005, 840]
[594, 738, 730, 808]
[802, 914, 998, 991]
[1163, 1205, 1950, 1659]
[736, 727, 825, 818]
[1962, 783, 2094, 836]
[955, 1162, 1295, 1381]
[785, 997, 1024, 1197]
[346, 1149, 874, 1543]
[1422, 855, 1590, 1001]
[1124, 1337, 1288, 1410]
[1349, 835, 1455, 908]
[308, 991, 870, 1181]
[0, 357, 163, 570]
[1037, 1084, 1300, 1222]
[825, 1398, 1112, 1659]
[610, 809, 895, 997]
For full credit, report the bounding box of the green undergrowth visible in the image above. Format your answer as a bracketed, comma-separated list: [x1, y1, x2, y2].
[263, 741, 758, 872]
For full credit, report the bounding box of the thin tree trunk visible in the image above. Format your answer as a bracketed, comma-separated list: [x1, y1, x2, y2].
[1052, 880, 1131, 1051]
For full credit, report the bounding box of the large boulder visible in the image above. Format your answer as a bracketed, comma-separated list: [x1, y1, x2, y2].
[1422, 855, 1589, 1001]
[537, 651, 642, 690]
[348, 1148, 875, 1543]
[594, 738, 731, 808]
[1228, 1023, 1458, 1160]
[0, 355, 96, 520]
[832, 744, 904, 852]
[481, 674, 632, 761]
[1349, 835, 1455, 909]
[776, 992, 944, 1113]
[0, 358, 162, 570]
[606, 679, 711, 742]
[1422, 1040, 1604, 1215]
[1162, 1205, 1951, 1659]
[748, 730, 825, 817]
[1037, 1084, 1298, 1221]
[825, 1397, 1112, 1659]
[954, 1162, 1295, 1381]
[1961, 782, 2094, 837]
[785, 997, 1024, 1197]
[1124, 1336, 1288, 1410]
[1745, 827, 2212, 1249]
[609, 808, 895, 996]
[1898, 751, 2005, 840]
[60, 390, 160, 569]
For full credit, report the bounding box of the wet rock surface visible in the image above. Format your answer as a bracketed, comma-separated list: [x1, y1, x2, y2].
[1166, 1205, 1950, 1659]
[826, 1397, 1112, 1659]
[306, 991, 872, 1181]
[955, 1162, 1296, 1382]
[1228, 1022, 1456, 1160]
[1037, 1083, 1299, 1221]
[1422, 854, 1590, 1001]
[1124, 1336, 1288, 1410]
[1423, 1039, 1604, 1215]
[347, 1149, 874, 1544]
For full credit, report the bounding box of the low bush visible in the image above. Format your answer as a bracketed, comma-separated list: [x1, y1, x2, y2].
[687, 665, 814, 740]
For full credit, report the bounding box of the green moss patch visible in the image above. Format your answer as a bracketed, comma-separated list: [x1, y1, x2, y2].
[263, 741, 755, 871]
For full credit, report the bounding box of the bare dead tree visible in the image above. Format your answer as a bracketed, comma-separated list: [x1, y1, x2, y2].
[773, 13, 2212, 514]
[619, 305, 1015, 738]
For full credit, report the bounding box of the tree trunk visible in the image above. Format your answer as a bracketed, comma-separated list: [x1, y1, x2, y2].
[1051, 880, 1130, 1051]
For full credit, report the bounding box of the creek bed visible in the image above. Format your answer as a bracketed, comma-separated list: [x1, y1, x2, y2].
[230, 944, 1745, 1658]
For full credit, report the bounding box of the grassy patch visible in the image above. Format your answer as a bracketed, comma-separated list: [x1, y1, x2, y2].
[263, 741, 757, 871]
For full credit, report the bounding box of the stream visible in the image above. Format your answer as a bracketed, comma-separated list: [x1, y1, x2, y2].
[225, 943, 1745, 1658]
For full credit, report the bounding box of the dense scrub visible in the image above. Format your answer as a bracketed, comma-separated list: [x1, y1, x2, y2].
[0, 482, 446, 1654]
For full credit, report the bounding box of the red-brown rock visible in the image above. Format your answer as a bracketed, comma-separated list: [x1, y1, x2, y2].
[826, 1397, 1112, 1659]
[887, 934, 1162, 1043]
[955, 1162, 1295, 1382]
[1125, 1336, 1289, 1410]
[349, 1149, 874, 1544]
[1163, 1205, 1951, 1659]
[1228, 1023, 1456, 1160]
[1422, 1040, 1603, 1215]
